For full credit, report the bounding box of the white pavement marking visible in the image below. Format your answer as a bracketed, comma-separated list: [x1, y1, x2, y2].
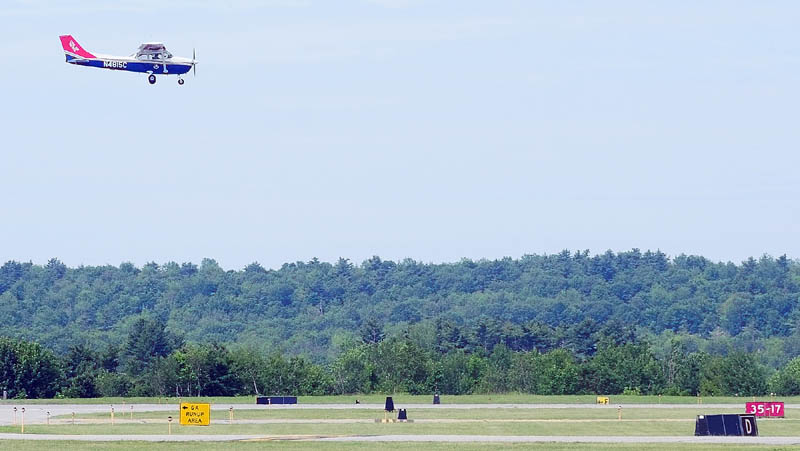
[1, 433, 800, 444]
[48, 418, 706, 425]
[0, 433, 303, 442]
[52, 418, 379, 425]
[316, 435, 800, 445]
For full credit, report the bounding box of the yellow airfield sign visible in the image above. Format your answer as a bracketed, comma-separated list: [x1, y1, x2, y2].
[180, 402, 211, 426]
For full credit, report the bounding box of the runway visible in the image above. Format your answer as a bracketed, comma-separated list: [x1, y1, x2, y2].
[317, 434, 800, 445]
[0, 433, 799, 445]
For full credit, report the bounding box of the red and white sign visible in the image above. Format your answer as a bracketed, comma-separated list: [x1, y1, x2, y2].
[745, 401, 784, 417]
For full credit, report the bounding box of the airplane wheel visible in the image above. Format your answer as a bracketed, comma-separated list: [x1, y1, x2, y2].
[148, 74, 156, 85]
[178, 78, 185, 85]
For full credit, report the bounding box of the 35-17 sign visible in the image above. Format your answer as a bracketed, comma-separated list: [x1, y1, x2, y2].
[745, 402, 784, 418]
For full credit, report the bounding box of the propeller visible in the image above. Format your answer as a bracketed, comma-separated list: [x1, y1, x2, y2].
[192, 48, 197, 77]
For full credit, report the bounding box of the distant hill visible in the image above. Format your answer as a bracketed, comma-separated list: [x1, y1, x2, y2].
[1, 250, 798, 364]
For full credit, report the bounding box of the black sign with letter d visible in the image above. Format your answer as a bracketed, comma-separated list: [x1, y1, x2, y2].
[740, 414, 758, 436]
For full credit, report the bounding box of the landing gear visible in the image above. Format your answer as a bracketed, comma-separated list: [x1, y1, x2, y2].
[178, 78, 185, 86]
[148, 74, 156, 85]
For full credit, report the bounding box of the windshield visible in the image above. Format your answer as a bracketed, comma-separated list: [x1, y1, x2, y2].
[135, 43, 172, 60]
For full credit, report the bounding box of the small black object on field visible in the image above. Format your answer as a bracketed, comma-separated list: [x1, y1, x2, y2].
[695, 414, 758, 436]
[256, 396, 298, 405]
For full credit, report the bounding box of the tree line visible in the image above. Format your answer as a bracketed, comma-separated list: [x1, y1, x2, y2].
[1, 251, 800, 368]
[2, 318, 800, 399]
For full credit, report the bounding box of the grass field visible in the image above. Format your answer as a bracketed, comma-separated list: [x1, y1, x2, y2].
[4, 415, 798, 437]
[4, 421, 799, 437]
[2, 395, 798, 450]
[2, 394, 798, 405]
[62, 406, 752, 420]
[1, 442, 798, 451]
[1, 405, 795, 437]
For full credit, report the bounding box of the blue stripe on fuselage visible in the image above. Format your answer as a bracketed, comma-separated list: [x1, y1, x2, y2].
[66, 57, 191, 75]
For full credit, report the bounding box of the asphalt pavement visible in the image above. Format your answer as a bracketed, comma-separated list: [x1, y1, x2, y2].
[0, 433, 799, 444]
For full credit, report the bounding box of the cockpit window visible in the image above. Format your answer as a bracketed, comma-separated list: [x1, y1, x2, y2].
[135, 43, 172, 60]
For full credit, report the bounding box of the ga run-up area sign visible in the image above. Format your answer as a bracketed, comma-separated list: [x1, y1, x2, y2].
[180, 402, 211, 426]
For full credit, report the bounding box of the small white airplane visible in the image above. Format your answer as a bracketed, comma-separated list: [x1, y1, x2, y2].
[60, 35, 197, 85]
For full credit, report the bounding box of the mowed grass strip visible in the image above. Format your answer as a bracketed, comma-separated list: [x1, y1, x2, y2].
[0, 441, 796, 451]
[63, 407, 754, 421]
[4, 394, 800, 405]
[4, 416, 799, 436]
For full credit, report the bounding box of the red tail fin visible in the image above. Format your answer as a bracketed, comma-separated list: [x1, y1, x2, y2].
[59, 35, 95, 58]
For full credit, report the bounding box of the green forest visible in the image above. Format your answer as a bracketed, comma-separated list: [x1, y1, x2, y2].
[1, 250, 800, 398]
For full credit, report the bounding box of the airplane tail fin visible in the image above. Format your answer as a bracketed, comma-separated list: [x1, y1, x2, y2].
[59, 35, 95, 59]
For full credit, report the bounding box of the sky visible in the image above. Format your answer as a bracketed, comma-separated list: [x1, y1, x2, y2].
[1, 0, 799, 270]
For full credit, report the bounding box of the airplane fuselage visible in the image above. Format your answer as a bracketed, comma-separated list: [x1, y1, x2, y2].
[60, 35, 196, 85]
[65, 54, 192, 75]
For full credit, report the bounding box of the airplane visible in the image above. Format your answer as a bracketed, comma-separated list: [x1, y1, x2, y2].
[59, 35, 197, 85]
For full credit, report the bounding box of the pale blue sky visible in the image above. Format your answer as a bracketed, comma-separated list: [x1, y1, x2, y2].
[1, 1, 799, 269]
